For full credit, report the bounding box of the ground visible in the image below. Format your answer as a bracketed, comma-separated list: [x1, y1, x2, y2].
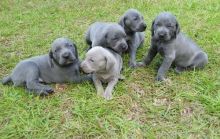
[0, 0, 220, 138]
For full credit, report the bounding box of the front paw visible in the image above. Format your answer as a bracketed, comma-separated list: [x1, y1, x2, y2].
[97, 88, 104, 96]
[103, 92, 112, 100]
[129, 62, 137, 68]
[136, 62, 146, 67]
[155, 75, 166, 81]
[39, 87, 54, 96]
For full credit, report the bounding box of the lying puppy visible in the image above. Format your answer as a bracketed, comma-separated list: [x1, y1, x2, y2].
[80, 46, 122, 100]
[85, 22, 128, 53]
[138, 12, 208, 81]
[2, 38, 91, 95]
[119, 9, 147, 67]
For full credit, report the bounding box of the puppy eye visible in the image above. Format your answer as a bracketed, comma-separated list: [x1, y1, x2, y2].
[112, 38, 118, 41]
[55, 48, 61, 52]
[167, 25, 173, 28]
[156, 23, 162, 26]
[134, 17, 138, 20]
[89, 59, 94, 62]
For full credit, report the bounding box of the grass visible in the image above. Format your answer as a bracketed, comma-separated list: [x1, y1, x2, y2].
[0, 0, 220, 138]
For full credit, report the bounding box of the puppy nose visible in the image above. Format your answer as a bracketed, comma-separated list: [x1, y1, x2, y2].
[158, 32, 166, 37]
[62, 52, 70, 59]
[122, 44, 128, 50]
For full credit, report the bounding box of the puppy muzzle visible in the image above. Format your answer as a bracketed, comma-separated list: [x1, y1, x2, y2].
[60, 52, 76, 65]
[116, 42, 128, 52]
[81, 62, 93, 74]
[155, 28, 170, 41]
[136, 22, 147, 32]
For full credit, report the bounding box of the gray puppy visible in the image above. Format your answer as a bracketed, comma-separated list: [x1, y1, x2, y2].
[2, 38, 91, 95]
[119, 9, 147, 67]
[85, 22, 128, 53]
[138, 12, 208, 81]
[80, 46, 122, 100]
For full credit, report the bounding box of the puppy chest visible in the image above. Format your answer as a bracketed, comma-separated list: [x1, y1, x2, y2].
[157, 44, 172, 57]
[97, 74, 114, 83]
[157, 46, 165, 56]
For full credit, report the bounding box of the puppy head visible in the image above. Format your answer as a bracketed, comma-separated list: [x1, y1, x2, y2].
[119, 9, 147, 33]
[105, 24, 128, 53]
[151, 12, 180, 42]
[49, 37, 78, 66]
[81, 46, 115, 74]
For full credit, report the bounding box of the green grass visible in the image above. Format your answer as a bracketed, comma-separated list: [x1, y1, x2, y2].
[0, 0, 220, 138]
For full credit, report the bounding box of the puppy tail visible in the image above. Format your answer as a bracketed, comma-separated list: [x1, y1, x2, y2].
[2, 76, 12, 85]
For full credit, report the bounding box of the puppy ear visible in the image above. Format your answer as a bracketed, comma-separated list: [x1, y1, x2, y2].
[119, 16, 125, 28]
[105, 55, 114, 71]
[151, 20, 155, 37]
[176, 21, 180, 34]
[73, 43, 79, 59]
[49, 50, 54, 68]
[104, 32, 108, 39]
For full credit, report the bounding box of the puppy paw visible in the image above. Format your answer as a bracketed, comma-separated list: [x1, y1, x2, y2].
[155, 75, 166, 81]
[136, 62, 146, 67]
[129, 62, 137, 68]
[40, 87, 54, 96]
[119, 74, 125, 80]
[103, 92, 112, 100]
[175, 67, 185, 74]
[97, 89, 104, 96]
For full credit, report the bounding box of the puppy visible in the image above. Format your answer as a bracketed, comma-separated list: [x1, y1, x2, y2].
[119, 9, 147, 67]
[2, 38, 91, 95]
[81, 46, 122, 100]
[138, 12, 208, 81]
[85, 22, 128, 53]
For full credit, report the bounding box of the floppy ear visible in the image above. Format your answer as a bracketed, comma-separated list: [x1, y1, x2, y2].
[105, 55, 115, 71]
[72, 42, 79, 59]
[104, 32, 108, 39]
[119, 16, 125, 28]
[49, 49, 54, 68]
[176, 21, 180, 34]
[151, 20, 155, 37]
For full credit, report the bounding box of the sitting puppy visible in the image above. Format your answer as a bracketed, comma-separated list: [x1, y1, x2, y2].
[2, 38, 91, 95]
[138, 12, 208, 81]
[119, 9, 147, 68]
[80, 46, 122, 100]
[85, 22, 128, 53]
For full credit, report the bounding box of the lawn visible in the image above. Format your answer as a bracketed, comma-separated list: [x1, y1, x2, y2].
[0, 0, 220, 138]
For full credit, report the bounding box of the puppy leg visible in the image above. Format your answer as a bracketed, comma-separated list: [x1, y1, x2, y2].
[92, 75, 104, 96]
[129, 45, 138, 68]
[2, 76, 12, 85]
[26, 80, 54, 96]
[23, 62, 54, 95]
[137, 45, 158, 67]
[190, 52, 208, 69]
[77, 74, 93, 82]
[103, 78, 118, 100]
[72, 69, 92, 83]
[156, 55, 175, 81]
[175, 66, 187, 74]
